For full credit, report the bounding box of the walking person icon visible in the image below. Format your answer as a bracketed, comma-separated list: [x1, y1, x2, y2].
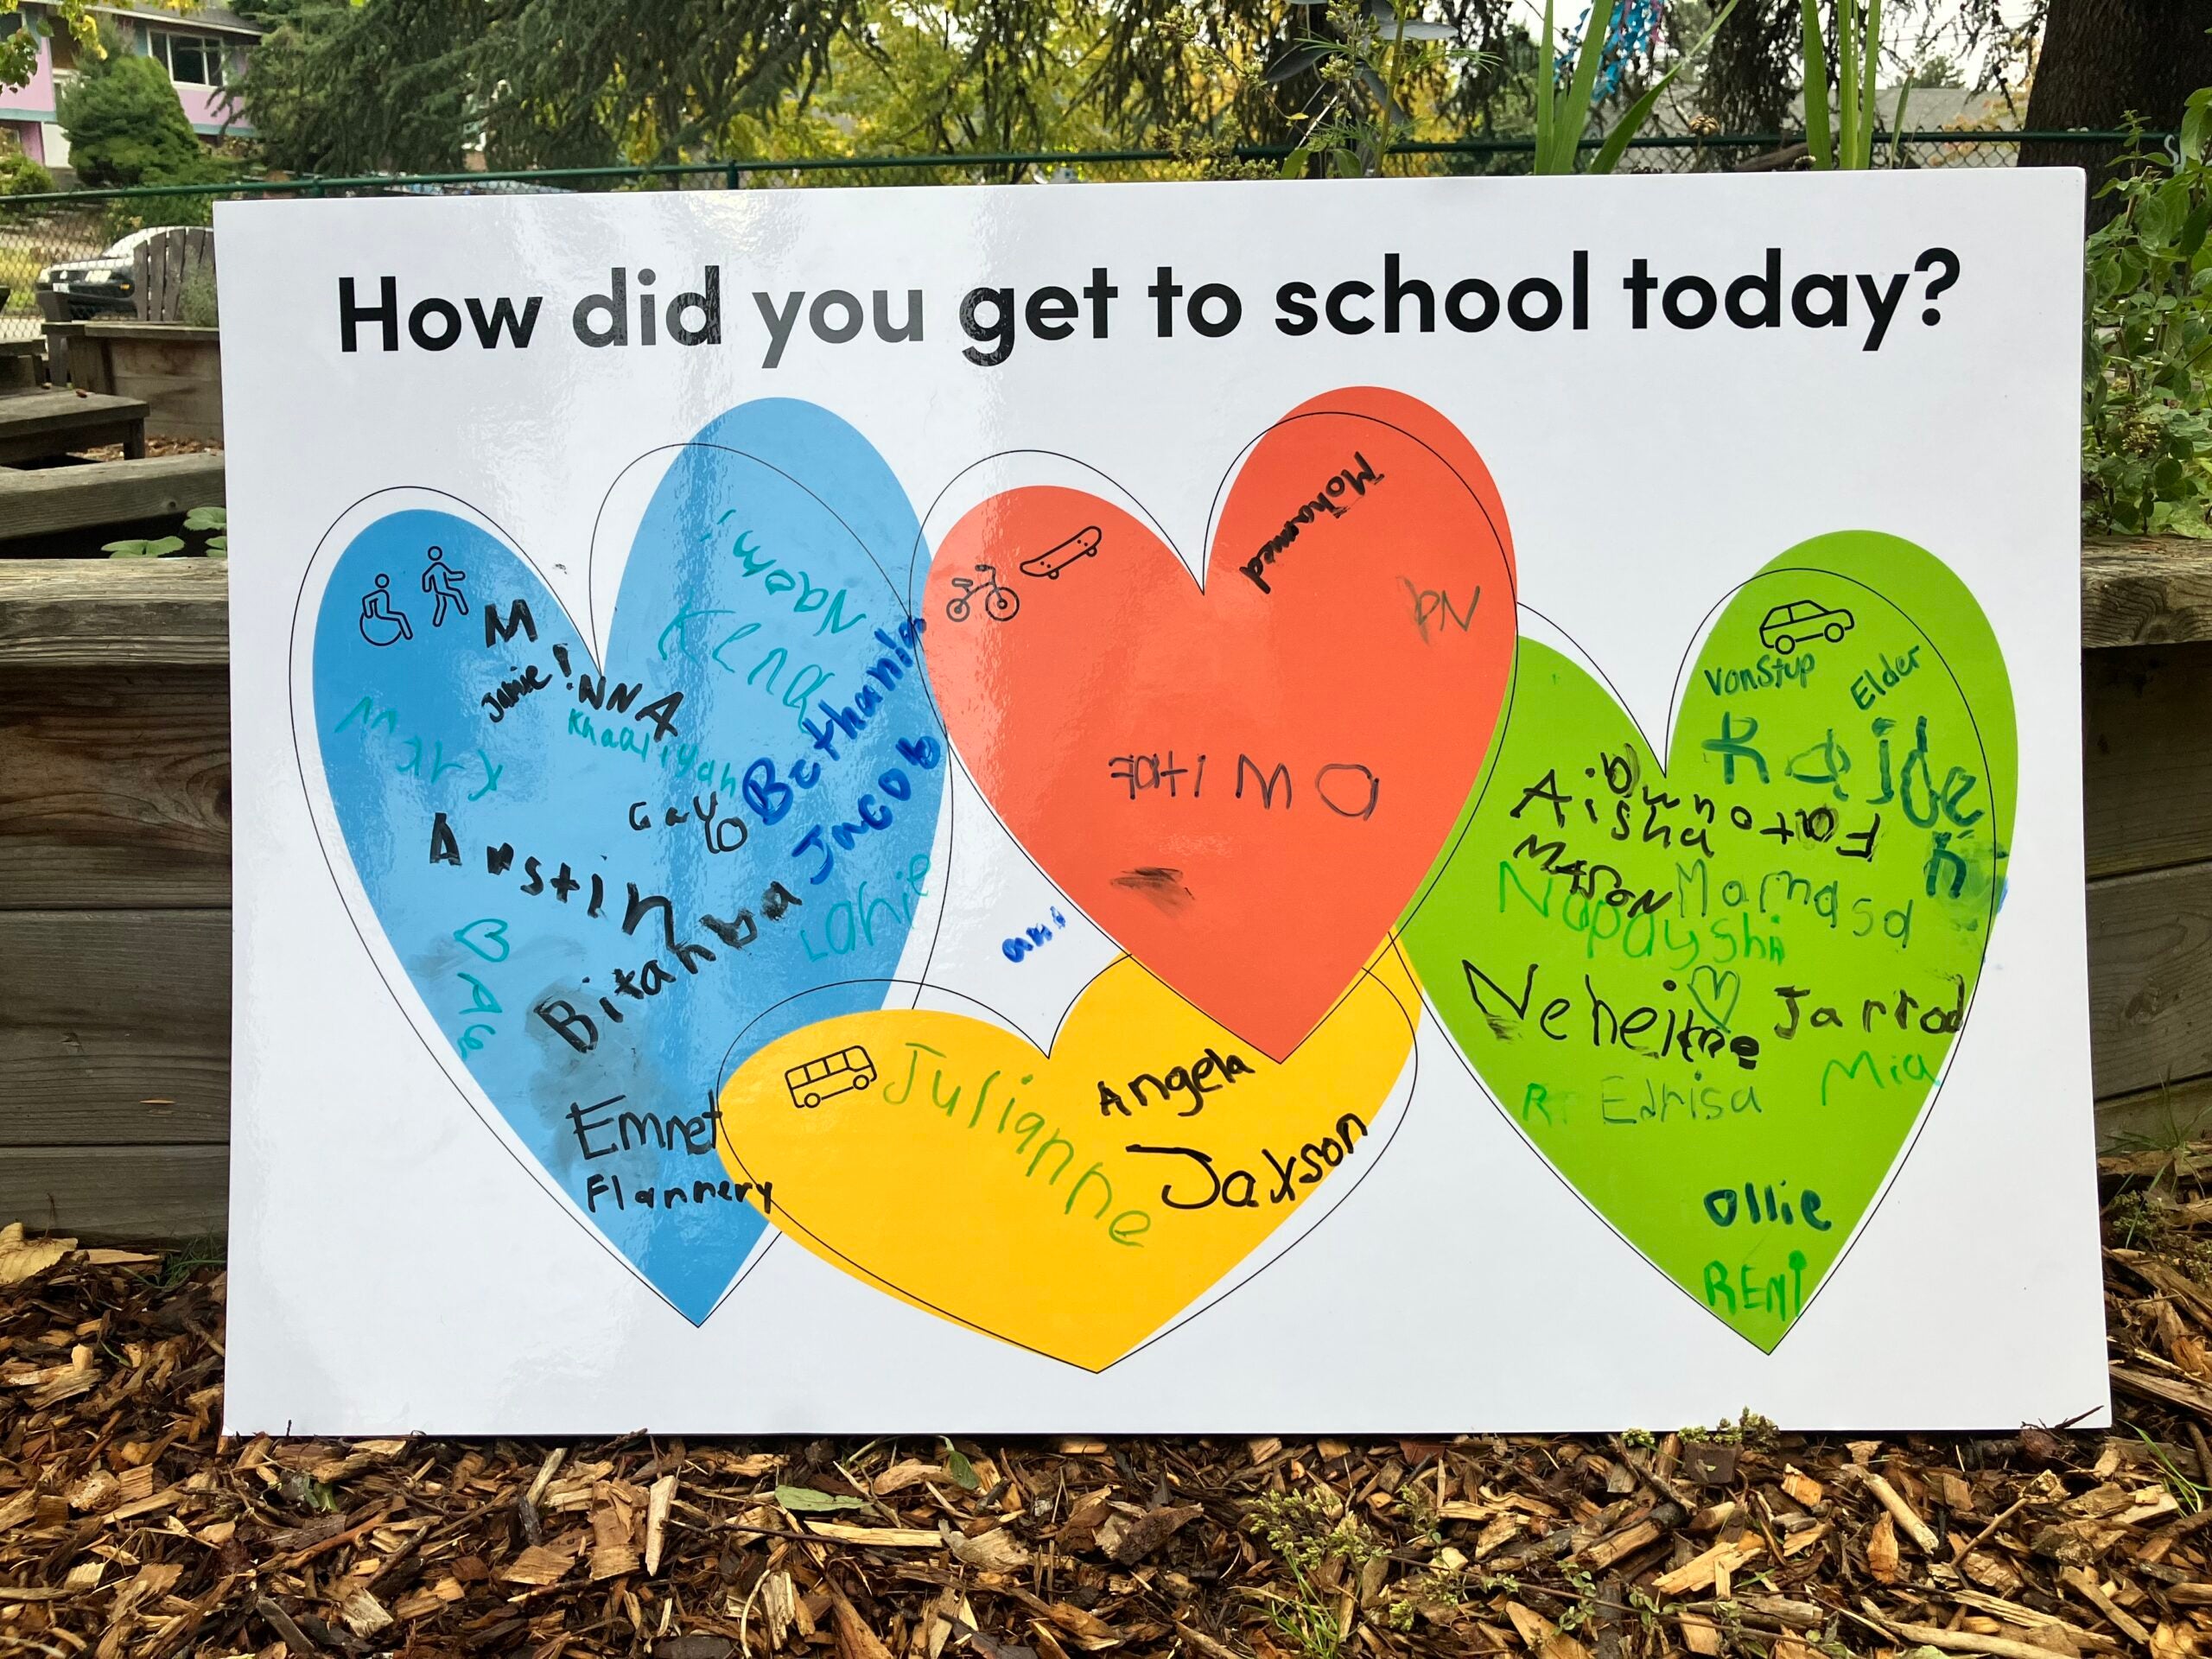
[422, 545, 469, 628]
[358, 573, 414, 648]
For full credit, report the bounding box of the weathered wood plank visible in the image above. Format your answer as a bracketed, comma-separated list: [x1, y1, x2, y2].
[4, 1081, 2193, 1236]
[0, 666, 230, 906]
[163, 232, 186, 325]
[0, 909, 230, 1145]
[2088, 859, 2212, 1098]
[0, 1146, 227, 1242]
[37, 296, 75, 385]
[2083, 642, 2212, 878]
[0, 540, 2183, 666]
[94, 334, 223, 444]
[2085, 537, 2212, 648]
[0, 340, 38, 395]
[0, 558, 227, 665]
[0, 421, 145, 465]
[0, 539, 2178, 666]
[0, 389, 148, 439]
[2095, 1071, 2212, 1152]
[0, 535, 2196, 1250]
[81, 322, 219, 346]
[0, 454, 225, 543]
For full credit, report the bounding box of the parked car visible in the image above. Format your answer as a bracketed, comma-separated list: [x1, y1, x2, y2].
[33, 227, 175, 319]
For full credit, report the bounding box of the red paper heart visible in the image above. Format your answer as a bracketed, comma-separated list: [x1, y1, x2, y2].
[925, 388, 1516, 1058]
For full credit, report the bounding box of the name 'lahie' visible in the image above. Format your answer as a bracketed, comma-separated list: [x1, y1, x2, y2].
[1238, 451, 1385, 594]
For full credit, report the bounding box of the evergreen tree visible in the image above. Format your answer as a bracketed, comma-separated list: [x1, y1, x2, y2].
[59, 32, 219, 187]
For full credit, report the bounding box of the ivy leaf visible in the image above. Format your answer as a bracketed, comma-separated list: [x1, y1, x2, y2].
[775, 1484, 865, 1513]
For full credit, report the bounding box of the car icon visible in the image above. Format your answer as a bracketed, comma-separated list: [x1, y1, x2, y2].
[1758, 599, 1854, 654]
[785, 1045, 877, 1109]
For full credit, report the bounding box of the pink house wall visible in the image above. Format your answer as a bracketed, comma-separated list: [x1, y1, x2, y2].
[175, 73, 245, 135]
[0, 36, 60, 124]
[0, 20, 252, 142]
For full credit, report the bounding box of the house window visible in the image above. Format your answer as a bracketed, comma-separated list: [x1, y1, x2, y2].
[154, 31, 226, 87]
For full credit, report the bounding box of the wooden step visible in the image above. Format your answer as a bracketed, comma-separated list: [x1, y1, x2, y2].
[2083, 535, 2212, 647]
[0, 453, 224, 543]
[0, 557, 227, 666]
[0, 388, 149, 464]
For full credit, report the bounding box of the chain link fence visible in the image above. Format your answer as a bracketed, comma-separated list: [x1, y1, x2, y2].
[0, 130, 2156, 343]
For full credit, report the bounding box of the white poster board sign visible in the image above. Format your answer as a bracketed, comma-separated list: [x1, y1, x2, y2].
[219, 172, 2103, 1432]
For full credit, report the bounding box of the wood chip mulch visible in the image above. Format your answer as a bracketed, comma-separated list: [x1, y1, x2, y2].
[7, 1144, 2212, 1659]
[64, 435, 222, 461]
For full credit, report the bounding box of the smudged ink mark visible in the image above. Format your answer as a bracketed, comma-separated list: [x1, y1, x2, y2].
[1112, 866, 1194, 915]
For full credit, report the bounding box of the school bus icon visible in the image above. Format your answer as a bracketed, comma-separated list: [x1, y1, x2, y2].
[785, 1045, 877, 1109]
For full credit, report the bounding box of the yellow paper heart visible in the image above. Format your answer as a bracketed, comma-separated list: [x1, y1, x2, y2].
[717, 950, 1421, 1370]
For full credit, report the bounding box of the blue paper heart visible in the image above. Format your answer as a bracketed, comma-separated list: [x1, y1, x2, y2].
[301, 400, 947, 1322]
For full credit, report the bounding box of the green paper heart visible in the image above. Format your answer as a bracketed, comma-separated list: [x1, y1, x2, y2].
[1402, 532, 2015, 1351]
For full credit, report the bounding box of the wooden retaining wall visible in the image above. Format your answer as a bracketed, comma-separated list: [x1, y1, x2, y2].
[1, 547, 2210, 1241]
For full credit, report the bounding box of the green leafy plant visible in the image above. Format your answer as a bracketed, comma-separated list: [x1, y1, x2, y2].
[1626, 1586, 1666, 1631]
[940, 1440, 980, 1491]
[105, 507, 226, 562]
[2101, 1077, 2212, 1160]
[2082, 91, 2212, 537]
[1798, 0, 1916, 170]
[180, 264, 219, 329]
[154, 1234, 226, 1290]
[185, 505, 226, 557]
[0, 0, 97, 95]
[1533, 0, 1740, 175]
[1553, 1568, 1603, 1634]
[0, 147, 52, 219]
[1681, 1408, 1780, 1446]
[2130, 1423, 2207, 1514]
[1380, 1556, 1466, 1632]
[279, 1469, 341, 1513]
[59, 26, 223, 189]
[774, 1482, 866, 1513]
[1280, 0, 1471, 180]
[1279, 0, 1735, 180]
[1247, 1490, 1388, 1659]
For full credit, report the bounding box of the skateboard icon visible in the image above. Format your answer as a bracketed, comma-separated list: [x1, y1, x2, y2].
[1019, 525, 1101, 581]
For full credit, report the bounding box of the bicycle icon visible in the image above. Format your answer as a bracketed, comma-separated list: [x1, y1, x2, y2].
[945, 563, 1020, 624]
